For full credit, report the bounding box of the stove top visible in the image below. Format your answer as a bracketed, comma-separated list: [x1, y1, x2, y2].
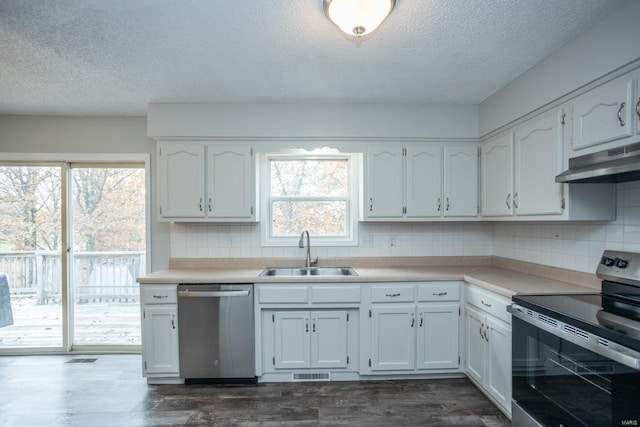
[512, 250, 640, 352]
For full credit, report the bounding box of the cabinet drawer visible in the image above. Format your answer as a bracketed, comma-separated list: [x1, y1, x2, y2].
[259, 286, 308, 304]
[311, 286, 361, 303]
[141, 285, 177, 304]
[371, 284, 415, 303]
[466, 285, 511, 324]
[417, 282, 460, 302]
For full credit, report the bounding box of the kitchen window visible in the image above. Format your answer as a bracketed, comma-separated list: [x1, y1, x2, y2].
[261, 151, 359, 246]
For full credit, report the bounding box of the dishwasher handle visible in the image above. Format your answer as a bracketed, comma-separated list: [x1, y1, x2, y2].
[178, 290, 251, 298]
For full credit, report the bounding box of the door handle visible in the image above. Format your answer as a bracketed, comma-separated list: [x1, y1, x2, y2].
[618, 102, 626, 126]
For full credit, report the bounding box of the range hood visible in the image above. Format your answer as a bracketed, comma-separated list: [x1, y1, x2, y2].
[556, 142, 640, 183]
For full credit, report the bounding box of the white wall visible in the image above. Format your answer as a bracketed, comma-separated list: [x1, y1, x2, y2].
[0, 115, 170, 271]
[493, 181, 640, 274]
[148, 103, 479, 139]
[479, 0, 640, 136]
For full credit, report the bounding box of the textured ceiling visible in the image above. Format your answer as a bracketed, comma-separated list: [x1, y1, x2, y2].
[0, 0, 629, 116]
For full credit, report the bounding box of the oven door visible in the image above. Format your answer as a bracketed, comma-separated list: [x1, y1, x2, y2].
[511, 312, 640, 427]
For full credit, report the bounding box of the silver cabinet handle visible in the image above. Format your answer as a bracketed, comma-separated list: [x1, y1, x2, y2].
[437, 197, 441, 212]
[506, 193, 511, 209]
[305, 320, 309, 333]
[411, 317, 415, 328]
[199, 197, 203, 211]
[171, 318, 176, 329]
[481, 300, 492, 308]
[152, 294, 168, 299]
[208, 197, 212, 212]
[432, 292, 448, 296]
[479, 323, 485, 339]
[312, 320, 316, 333]
[386, 293, 401, 297]
[484, 325, 489, 342]
[618, 102, 626, 126]
[636, 98, 640, 120]
[446, 197, 450, 211]
[513, 192, 519, 209]
[419, 314, 423, 327]
[369, 197, 373, 212]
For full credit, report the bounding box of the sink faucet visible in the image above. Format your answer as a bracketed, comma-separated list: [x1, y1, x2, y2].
[298, 230, 317, 268]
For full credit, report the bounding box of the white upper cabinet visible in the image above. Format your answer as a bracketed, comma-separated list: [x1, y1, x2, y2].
[481, 133, 514, 217]
[406, 145, 442, 218]
[514, 109, 564, 215]
[158, 141, 256, 222]
[571, 75, 634, 151]
[158, 142, 206, 218]
[366, 145, 404, 218]
[444, 146, 478, 217]
[365, 143, 479, 221]
[207, 145, 254, 219]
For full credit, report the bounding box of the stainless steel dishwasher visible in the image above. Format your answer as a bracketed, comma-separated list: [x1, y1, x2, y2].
[177, 283, 256, 384]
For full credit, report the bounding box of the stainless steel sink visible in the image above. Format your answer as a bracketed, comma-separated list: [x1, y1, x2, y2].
[259, 267, 358, 277]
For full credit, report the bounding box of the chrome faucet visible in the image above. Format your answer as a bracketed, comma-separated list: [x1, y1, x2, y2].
[298, 230, 317, 268]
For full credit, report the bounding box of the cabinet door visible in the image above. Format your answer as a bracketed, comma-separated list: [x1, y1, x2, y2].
[366, 145, 404, 218]
[311, 311, 348, 369]
[406, 145, 442, 218]
[416, 303, 459, 370]
[158, 142, 205, 218]
[572, 77, 634, 150]
[464, 305, 486, 384]
[207, 145, 254, 219]
[514, 110, 564, 215]
[444, 146, 478, 217]
[274, 311, 311, 369]
[486, 316, 512, 414]
[142, 305, 179, 375]
[481, 133, 514, 217]
[370, 305, 415, 371]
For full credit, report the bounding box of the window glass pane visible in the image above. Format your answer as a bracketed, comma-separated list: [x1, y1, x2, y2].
[270, 159, 348, 197]
[272, 201, 346, 237]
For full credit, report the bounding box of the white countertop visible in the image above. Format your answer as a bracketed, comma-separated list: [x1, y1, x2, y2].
[139, 264, 598, 298]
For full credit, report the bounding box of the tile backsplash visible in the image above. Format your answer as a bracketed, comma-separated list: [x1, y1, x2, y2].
[493, 181, 640, 273]
[170, 181, 640, 275]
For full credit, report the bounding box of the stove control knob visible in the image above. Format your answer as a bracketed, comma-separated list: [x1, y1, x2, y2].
[602, 256, 615, 267]
[615, 258, 629, 269]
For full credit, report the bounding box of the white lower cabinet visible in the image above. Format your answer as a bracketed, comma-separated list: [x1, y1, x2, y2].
[271, 310, 349, 370]
[465, 286, 512, 417]
[363, 282, 461, 374]
[140, 284, 180, 381]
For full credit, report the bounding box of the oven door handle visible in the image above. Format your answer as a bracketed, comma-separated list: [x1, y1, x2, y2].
[509, 304, 640, 371]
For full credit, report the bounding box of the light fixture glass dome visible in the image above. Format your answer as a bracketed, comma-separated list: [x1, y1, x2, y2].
[323, 0, 396, 37]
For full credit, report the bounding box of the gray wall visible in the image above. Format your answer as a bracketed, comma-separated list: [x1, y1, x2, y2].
[0, 115, 170, 271]
[479, 0, 640, 136]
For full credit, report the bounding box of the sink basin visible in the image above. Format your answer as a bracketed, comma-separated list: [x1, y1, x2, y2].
[259, 267, 358, 277]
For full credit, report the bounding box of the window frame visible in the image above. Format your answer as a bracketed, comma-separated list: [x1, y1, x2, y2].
[260, 151, 360, 247]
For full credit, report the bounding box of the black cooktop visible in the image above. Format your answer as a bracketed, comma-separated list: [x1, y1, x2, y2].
[512, 292, 640, 352]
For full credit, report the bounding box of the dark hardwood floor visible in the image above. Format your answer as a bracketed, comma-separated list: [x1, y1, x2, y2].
[0, 354, 511, 426]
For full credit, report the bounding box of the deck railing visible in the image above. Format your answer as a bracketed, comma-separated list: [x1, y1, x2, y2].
[0, 251, 145, 304]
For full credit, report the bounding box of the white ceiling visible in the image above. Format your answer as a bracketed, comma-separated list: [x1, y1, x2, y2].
[0, 0, 629, 116]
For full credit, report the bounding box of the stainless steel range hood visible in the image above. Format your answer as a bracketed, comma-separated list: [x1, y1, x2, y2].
[556, 141, 640, 183]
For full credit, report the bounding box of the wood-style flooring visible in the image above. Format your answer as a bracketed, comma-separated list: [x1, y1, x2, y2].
[0, 354, 511, 426]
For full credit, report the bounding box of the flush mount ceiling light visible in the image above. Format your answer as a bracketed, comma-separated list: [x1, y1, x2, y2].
[323, 0, 396, 37]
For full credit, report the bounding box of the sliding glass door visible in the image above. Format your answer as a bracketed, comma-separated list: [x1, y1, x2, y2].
[0, 161, 146, 352]
[0, 165, 64, 348]
[70, 166, 145, 348]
